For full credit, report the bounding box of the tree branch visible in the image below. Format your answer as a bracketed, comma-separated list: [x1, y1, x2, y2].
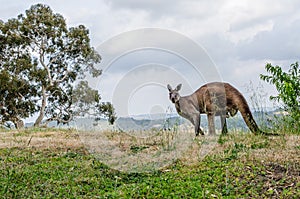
[39, 36, 53, 86]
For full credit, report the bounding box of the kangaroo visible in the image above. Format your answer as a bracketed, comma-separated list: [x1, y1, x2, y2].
[167, 82, 264, 136]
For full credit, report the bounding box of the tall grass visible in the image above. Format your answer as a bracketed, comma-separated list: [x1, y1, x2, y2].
[245, 81, 300, 135]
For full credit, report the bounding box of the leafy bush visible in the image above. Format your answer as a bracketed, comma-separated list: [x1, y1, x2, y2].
[260, 62, 300, 133]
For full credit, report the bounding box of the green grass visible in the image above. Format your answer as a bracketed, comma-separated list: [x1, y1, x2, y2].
[0, 129, 299, 198]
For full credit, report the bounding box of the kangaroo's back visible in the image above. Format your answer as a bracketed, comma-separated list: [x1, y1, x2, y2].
[193, 82, 229, 113]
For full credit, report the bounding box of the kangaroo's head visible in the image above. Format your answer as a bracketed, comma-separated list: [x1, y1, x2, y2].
[167, 84, 182, 103]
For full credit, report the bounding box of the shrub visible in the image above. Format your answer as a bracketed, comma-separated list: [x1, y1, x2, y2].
[260, 62, 300, 133]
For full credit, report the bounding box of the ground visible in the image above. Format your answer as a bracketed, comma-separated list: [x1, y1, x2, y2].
[0, 128, 299, 198]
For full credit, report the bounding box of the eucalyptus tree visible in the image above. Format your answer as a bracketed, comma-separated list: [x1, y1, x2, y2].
[0, 4, 116, 128]
[17, 4, 102, 126]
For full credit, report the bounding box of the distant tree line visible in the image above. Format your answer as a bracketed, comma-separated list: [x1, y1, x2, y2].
[0, 4, 116, 129]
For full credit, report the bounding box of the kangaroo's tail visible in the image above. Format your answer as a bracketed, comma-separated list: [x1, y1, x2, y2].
[236, 96, 264, 135]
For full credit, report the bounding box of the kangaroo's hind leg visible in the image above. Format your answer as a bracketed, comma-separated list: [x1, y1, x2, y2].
[220, 114, 228, 134]
[207, 112, 216, 135]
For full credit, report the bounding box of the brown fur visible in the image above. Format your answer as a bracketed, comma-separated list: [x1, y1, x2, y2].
[167, 82, 264, 136]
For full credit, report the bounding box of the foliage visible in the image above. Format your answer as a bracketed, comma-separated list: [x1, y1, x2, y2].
[0, 4, 116, 128]
[260, 62, 300, 132]
[72, 81, 116, 124]
[0, 20, 38, 128]
[96, 102, 117, 125]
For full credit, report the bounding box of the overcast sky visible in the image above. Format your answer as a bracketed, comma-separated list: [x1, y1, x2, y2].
[1, 0, 300, 117]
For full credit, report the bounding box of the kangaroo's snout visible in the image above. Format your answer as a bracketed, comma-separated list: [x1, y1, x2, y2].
[169, 93, 176, 103]
[171, 97, 176, 103]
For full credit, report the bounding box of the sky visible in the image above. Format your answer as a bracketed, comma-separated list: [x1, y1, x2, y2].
[1, 0, 300, 117]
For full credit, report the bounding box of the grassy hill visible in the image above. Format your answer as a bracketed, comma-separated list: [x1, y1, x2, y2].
[0, 127, 299, 198]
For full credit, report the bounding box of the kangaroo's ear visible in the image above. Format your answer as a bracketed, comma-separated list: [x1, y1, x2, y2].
[167, 84, 172, 92]
[176, 84, 182, 91]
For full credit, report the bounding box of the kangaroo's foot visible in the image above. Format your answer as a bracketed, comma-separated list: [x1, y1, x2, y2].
[221, 128, 228, 134]
[195, 128, 204, 136]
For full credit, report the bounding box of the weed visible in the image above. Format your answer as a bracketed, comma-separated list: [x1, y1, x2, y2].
[218, 135, 228, 145]
[159, 110, 180, 151]
[250, 140, 269, 149]
[130, 145, 149, 153]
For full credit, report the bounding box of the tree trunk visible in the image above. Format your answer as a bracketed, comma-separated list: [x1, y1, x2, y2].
[16, 119, 24, 129]
[11, 117, 24, 129]
[34, 86, 47, 127]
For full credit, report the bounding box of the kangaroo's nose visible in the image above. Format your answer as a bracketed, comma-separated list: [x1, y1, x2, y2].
[171, 98, 175, 103]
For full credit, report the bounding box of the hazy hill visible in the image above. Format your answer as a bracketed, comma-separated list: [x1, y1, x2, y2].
[22, 110, 277, 133]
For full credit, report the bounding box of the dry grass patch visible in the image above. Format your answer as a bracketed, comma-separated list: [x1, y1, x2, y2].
[0, 128, 82, 150]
